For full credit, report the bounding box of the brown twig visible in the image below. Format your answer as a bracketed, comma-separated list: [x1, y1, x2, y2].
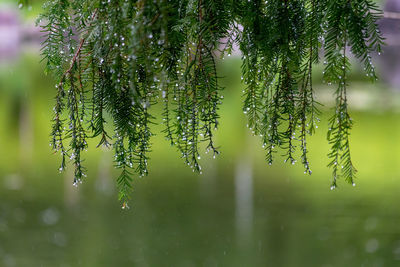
[58, 9, 98, 87]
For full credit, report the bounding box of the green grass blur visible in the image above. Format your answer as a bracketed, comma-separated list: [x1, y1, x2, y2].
[1, 48, 400, 266]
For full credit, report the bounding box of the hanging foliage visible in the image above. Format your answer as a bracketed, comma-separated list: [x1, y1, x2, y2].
[36, 0, 384, 207]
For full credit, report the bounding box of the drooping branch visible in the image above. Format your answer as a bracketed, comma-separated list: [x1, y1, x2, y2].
[38, 0, 384, 206]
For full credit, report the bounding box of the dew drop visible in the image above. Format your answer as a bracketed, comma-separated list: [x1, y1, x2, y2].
[122, 202, 129, 209]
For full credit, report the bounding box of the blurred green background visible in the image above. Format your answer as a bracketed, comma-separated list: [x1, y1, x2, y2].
[2, 1, 400, 267]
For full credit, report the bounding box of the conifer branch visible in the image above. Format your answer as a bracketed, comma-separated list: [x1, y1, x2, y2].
[37, 0, 384, 206]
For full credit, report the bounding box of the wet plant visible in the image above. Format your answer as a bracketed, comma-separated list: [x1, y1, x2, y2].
[36, 0, 384, 206]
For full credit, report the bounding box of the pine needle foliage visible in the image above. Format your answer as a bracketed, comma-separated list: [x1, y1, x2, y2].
[37, 0, 384, 206]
